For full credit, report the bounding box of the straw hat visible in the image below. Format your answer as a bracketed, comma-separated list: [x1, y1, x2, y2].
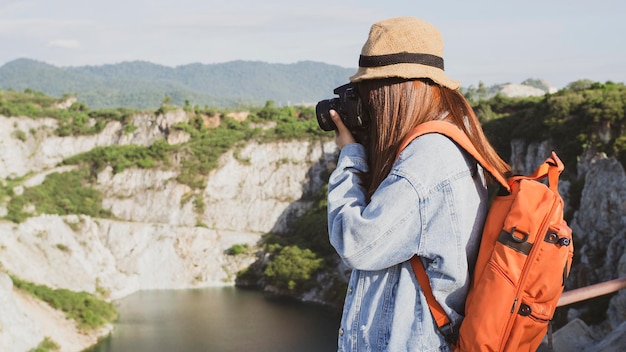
[349, 17, 460, 90]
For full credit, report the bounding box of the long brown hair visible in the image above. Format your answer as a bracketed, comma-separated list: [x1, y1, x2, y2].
[356, 78, 511, 200]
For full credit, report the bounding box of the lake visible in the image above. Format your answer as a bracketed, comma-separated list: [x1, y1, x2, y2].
[86, 287, 341, 352]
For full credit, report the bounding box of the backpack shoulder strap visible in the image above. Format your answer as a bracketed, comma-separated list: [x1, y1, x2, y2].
[410, 256, 456, 344]
[397, 120, 510, 192]
[397, 120, 509, 345]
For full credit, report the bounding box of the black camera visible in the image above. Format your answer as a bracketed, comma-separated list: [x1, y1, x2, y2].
[315, 83, 369, 131]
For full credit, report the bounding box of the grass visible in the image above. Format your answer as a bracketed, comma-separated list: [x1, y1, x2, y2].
[28, 337, 60, 352]
[10, 275, 118, 330]
[5, 170, 112, 223]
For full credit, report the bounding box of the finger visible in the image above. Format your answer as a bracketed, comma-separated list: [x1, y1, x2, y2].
[330, 110, 356, 148]
[330, 110, 348, 132]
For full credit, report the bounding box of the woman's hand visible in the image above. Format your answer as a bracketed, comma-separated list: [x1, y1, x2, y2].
[331, 110, 356, 150]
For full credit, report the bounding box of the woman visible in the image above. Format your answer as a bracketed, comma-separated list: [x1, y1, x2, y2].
[327, 17, 511, 351]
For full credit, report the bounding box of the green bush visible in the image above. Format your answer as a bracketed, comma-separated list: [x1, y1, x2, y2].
[11, 276, 118, 330]
[0, 89, 142, 137]
[263, 245, 324, 291]
[87, 107, 136, 122]
[28, 337, 60, 352]
[174, 117, 258, 188]
[480, 81, 626, 173]
[239, 183, 338, 296]
[614, 135, 626, 167]
[63, 140, 171, 175]
[12, 130, 27, 141]
[5, 170, 111, 223]
[227, 243, 249, 255]
[254, 103, 326, 142]
[0, 89, 58, 114]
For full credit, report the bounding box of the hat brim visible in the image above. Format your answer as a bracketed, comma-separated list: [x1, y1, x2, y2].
[349, 63, 460, 90]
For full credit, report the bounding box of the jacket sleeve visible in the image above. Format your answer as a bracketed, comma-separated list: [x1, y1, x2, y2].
[327, 143, 423, 271]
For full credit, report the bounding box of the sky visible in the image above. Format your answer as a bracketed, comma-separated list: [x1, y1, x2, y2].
[1, 0, 624, 89]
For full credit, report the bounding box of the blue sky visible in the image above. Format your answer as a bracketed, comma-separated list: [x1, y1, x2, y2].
[1, 0, 624, 88]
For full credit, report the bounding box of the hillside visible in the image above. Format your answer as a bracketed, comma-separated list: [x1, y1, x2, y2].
[0, 58, 355, 110]
[0, 58, 563, 111]
[0, 95, 336, 351]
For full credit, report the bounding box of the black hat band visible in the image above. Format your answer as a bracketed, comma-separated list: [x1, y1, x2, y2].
[359, 53, 444, 70]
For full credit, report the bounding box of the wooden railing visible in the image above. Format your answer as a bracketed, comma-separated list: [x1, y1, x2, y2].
[557, 276, 626, 307]
[543, 277, 626, 351]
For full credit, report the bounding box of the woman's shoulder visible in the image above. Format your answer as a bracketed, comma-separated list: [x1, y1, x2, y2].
[398, 132, 467, 163]
[394, 133, 474, 183]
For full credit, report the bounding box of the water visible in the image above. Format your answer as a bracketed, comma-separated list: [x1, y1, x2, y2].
[87, 287, 341, 352]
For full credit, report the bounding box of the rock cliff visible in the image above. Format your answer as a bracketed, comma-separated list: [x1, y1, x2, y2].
[511, 139, 626, 347]
[0, 110, 336, 351]
[0, 108, 624, 351]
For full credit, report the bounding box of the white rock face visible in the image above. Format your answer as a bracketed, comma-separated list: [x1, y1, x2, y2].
[569, 155, 626, 290]
[499, 83, 548, 98]
[495, 80, 558, 98]
[0, 109, 190, 179]
[203, 139, 336, 233]
[0, 272, 109, 352]
[0, 110, 338, 351]
[97, 167, 198, 226]
[0, 215, 261, 299]
[509, 139, 555, 175]
[0, 273, 42, 352]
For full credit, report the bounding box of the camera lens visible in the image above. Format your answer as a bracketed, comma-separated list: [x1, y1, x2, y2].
[315, 99, 337, 131]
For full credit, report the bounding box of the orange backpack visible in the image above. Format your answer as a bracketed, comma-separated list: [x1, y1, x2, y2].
[398, 121, 575, 352]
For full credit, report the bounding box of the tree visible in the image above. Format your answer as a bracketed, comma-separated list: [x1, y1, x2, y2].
[263, 246, 324, 291]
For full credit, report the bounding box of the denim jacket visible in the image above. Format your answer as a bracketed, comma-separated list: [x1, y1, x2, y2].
[327, 133, 489, 352]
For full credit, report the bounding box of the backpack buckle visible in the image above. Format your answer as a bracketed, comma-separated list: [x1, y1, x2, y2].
[438, 322, 457, 346]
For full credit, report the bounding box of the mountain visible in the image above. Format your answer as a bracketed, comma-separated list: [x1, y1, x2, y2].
[0, 58, 566, 111]
[0, 58, 356, 109]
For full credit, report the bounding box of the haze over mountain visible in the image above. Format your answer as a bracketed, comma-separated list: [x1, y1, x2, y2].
[0, 58, 559, 110]
[0, 58, 355, 110]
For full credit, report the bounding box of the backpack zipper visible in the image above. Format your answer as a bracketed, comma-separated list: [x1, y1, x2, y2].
[498, 186, 559, 350]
